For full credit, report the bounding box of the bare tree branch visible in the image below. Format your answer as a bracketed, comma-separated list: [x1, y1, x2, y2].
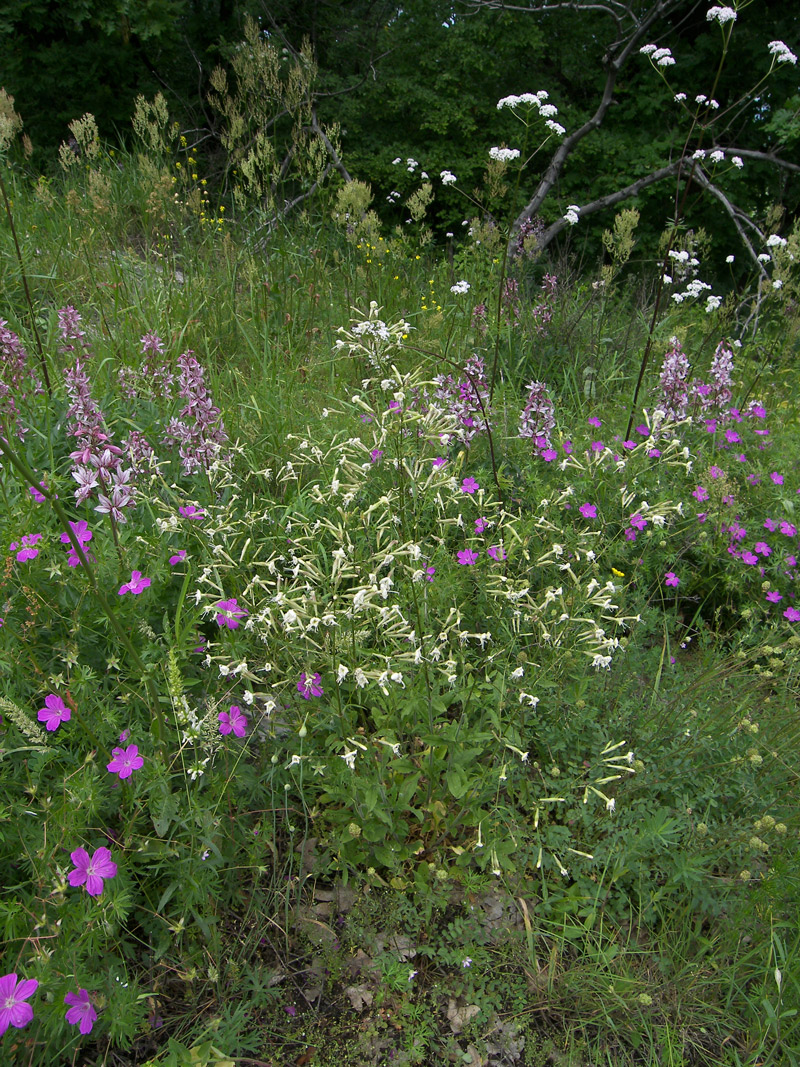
[712, 146, 800, 174]
[309, 108, 353, 183]
[691, 167, 769, 276]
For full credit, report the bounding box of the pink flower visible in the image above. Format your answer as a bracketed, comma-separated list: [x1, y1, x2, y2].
[562, 440, 573, 454]
[297, 672, 324, 699]
[179, 504, 205, 520]
[541, 448, 558, 461]
[579, 503, 597, 519]
[665, 571, 679, 587]
[780, 522, 797, 537]
[424, 566, 435, 582]
[588, 416, 602, 428]
[37, 693, 71, 732]
[64, 989, 97, 1034]
[432, 457, 447, 468]
[635, 424, 649, 437]
[725, 429, 740, 444]
[784, 607, 800, 622]
[107, 744, 144, 779]
[370, 449, 383, 463]
[461, 477, 480, 494]
[766, 590, 783, 603]
[692, 486, 709, 502]
[118, 570, 151, 596]
[741, 551, 758, 565]
[710, 465, 725, 479]
[590, 440, 604, 452]
[67, 846, 117, 897]
[0, 973, 38, 1036]
[475, 516, 489, 533]
[61, 520, 92, 545]
[29, 483, 47, 503]
[771, 472, 784, 485]
[487, 545, 506, 561]
[218, 705, 248, 737]
[754, 542, 772, 557]
[169, 550, 187, 565]
[457, 549, 479, 565]
[215, 598, 248, 629]
[629, 513, 647, 530]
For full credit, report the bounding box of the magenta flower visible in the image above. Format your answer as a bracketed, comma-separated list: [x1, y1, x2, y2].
[29, 483, 47, 503]
[0, 973, 38, 1036]
[107, 744, 144, 779]
[784, 607, 800, 622]
[754, 542, 772, 557]
[457, 548, 479, 565]
[64, 989, 97, 1035]
[118, 570, 151, 596]
[432, 457, 447, 468]
[12, 533, 42, 562]
[298, 672, 324, 699]
[37, 693, 71, 732]
[635, 424, 649, 437]
[179, 504, 205, 520]
[424, 566, 435, 581]
[741, 551, 758, 565]
[725, 429, 740, 444]
[475, 516, 489, 533]
[541, 448, 558, 461]
[169, 550, 187, 565]
[709, 465, 725, 479]
[780, 522, 797, 537]
[60, 520, 92, 546]
[218, 704, 248, 737]
[215, 598, 248, 629]
[461, 477, 480, 494]
[665, 571, 680, 587]
[590, 440, 604, 452]
[766, 590, 783, 603]
[588, 416, 602, 428]
[692, 486, 709, 502]
[67, 846, 117, 897]
[771, 472, 784, 485]
[370, 449, 383, 463]
[579, 503, 597, 519]
[629, 513, 648, 530]
[487, 544, 506, 561]
[562, 440, 573, 454]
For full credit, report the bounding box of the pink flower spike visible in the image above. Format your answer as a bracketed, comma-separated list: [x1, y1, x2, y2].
[169, 550, 188, 566]
[37, 693, 71, 732]
[487, 545, 506, 561]
[461, 477, 480, 494]
[218, 705, 248, 737]
[665, 571, 680, 587]
[118, 570, 151, 596]
[107, 744, 144, 779]
[297, 672, 324, 699]
[67, 846, 117, 897]
[579, 503, 597, 519]
[0, 973, 38, 1036]
[64, 989, 97, 1035]
[215, 597, 248, 629]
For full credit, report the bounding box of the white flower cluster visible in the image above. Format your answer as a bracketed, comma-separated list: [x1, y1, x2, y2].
[695, 94, 719, 109]
[440, 169, 457, 185]
[496, 90, 566, 135]
[671, 278, 713, 303]
[766, 234, 788, 248]
[706, 6, 737, 25]
[769, 40, 797, 65]
[563, 205, 580, 226]
[450, 280, 471, 295]
[489, 146, 521, 162]
[640, 44, 676, 67]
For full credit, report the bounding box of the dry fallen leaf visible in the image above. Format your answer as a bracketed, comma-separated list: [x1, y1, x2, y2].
[446, 998, 481, 1034]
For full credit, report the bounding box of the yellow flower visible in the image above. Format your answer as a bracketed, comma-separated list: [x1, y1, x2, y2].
[611, 568, 625, 577]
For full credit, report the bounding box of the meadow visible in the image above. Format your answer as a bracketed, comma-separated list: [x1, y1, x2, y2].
[0, 80, 799, 1067]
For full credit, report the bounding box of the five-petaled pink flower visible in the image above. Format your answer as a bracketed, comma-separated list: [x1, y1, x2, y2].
[665, 571, 680, 587]
[169, 549, 187, 566]
[218, 705, 248, 737]
[461, 477, 480, 494]
[179, 504, 205, 520]
[766, 590, 783, 603]
[458, 549, 479, 565]
[770, 472, 784, 485]
[118, 570, 151, 596]
[784, 607, 800, 622]
[692, 486, 709, 502]
[579, 503, 597, 519]
[0, 973, 38, 1036]
[67, 846, 117, 897]
[107, 744, 144, 779]
[298, 672, 324, 699]
[487, 545, 506, 561]
[64, 989, 97, 1035]
[37, 693, 71, 732]
[215, 598, 248, 629]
